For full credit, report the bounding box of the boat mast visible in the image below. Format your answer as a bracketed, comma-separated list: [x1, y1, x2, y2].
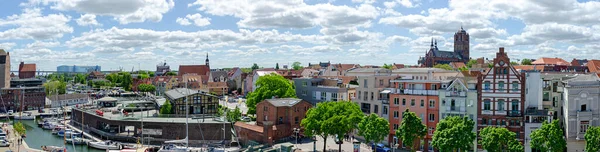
[185, 81, 189, 148]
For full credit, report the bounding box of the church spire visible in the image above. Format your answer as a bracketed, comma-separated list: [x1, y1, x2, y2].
[205, 52, 210, 68]
[430, 38, 433, 48]
[434, 39, 437, 47]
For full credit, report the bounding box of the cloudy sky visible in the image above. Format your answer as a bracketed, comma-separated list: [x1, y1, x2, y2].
[0, 0, 599, 71]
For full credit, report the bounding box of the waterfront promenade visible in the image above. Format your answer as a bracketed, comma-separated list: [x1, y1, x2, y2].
[0, 123, 42, 152]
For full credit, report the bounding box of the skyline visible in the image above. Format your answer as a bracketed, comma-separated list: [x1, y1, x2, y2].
[0, 0, 599, 71]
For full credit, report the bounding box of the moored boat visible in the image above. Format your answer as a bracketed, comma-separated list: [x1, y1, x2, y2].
[41, 145, 65, 152]
[87, 140, 123, 150]
[51, 126, 64, 134]
[13, 112, 35, 120]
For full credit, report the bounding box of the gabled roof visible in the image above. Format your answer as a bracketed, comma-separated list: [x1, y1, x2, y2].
[449, 62, 466, 69]
[531, 57, 570, 66]
[210, 71, 228, 81]
[227, 67, 240, 77]
[178, 65, 210, 76]
[19, 63, 36, 72]
[587, 60, 600, 73]
[446, 78, 468, 91]
[165, 88, 213, 100]
[513, 65, 545, 72]
[571, 59, 589, 66]
[89, 71, 104, 76]
[333, 64, 358, 72]
[264, 98, 304, 107]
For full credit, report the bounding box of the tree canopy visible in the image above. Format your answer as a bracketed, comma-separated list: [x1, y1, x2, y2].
[251, 63, 259, 71]
[479, 127, 523, 152]
[292, 62, 303, 70]
[432, 116, 476, 152]
[245, 73, 295, 114]
[521, 59, 532, 65]
[14, 121, 26, 136]
[433, 64, 454, 70]
[397, 109, 427, 151]
[382, 64, 393, 69]
[166, 71, 177, 76]
[275, 63, 280, 70]
[530, 120, 566, 152]
[44, 80, 67, 95]
[358, 113, 390, 144]
[138, 84, 156, 93]
[160, 100, 173, 114]
[466, 59, 478, 68]
[585, 126, 600, 152]
[301, 101, 363, 152]
[226, 106, 242, 122]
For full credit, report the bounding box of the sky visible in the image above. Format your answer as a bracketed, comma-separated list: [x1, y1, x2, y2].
[0, 0, 599, 71]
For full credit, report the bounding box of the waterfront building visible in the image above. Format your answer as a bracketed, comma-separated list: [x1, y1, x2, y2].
[164, 88, 219, 115]
[0, 87, 45, 112]
[56, 65, 101, 73]
[438, 71, 479, 152]
[562, 74, 600, 150]
[87, 71, 105, 80]
[0, 50, 10, 88]
[234, 98, 312, 145]
[418, 27, 470, 67]
[293, 77, 350, 105]
[48, 93, 89, 108]
[18, 62, 36, 79]
[476, 47, 526, 150]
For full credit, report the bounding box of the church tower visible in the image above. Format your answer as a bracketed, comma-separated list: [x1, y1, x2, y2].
[454, 26, 470, 62]
[205, 52, 210, 68]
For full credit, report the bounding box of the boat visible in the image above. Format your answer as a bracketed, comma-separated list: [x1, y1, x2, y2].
[158, 144, 191, 152]
[66, 137, 90, 145]
[87, 141, 123, 150]
[41, 145, 65, 152]
[13, 112, 35, 120]
[51, 126, 64, 134]
[57, 129, 72, 137]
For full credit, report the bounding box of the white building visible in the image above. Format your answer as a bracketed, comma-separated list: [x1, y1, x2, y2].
[562, 74, 600, 151]
[252, 70, 278, 92]
[523, 72, 553, 152]
[48, 93, 90, 108]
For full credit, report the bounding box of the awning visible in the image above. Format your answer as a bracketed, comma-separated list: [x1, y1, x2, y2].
[380, 90, 391, 94]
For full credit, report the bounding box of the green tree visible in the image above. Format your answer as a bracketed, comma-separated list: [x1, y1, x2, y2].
[160, 100, 173, 114]
[458, 66, 469, 71]
[226, 106, 242, 122]
[14, 121, 26, 136]
[432, 116, 476, 152]
[480, 127, 523, 152]
[216, 105, 226, 117]
[358, 114, 390, 146]
[521, 59, 532, 65]
[106, 73, 119, 83]
[44, 80, 67, 95]
[382, 64, 393, 70]
[433, 64, 454, 70]
[585, 126, 600, 152]
[349, 80, 359, 85]
[275, 63, 280, 70]
[466, 59, 478, 68]
[530, 120, 565, 152]
[510, 61, 519, 65]
[148, 71, 155, 77]
[137, 74, 150, 79]
[301, 101, 363, 152]
[166, 71, 177, 76]
[251, 63, 259, 71]
[120, 72, 133, 91]
[396, 109, 427, 151]
[74, 74, 87, 84]
[138, 84, 156, 93]
[245, 74, 295, 114]
[292, 62, 303, 70]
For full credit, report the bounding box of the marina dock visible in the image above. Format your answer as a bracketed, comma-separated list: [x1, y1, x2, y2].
[63, 121, 102, 142]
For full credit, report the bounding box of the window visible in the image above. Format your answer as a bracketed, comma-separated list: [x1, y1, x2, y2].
[358, 91, 361, 99]
[420, 100, 424, 107]
[481, 118, 487, 125]
[383, 106, 388, 115]
[394, 98, 399, 105]
[374, 105, 379, 114]
[264, 116, 268, 121]
[321, 92, 326, 100]
[302, 82, 307, 87]
[302, 90, 307, 96]
[295, 117, 299, 124]
[543, 92, 550, 101]
[361, 103, 371, 113]
[332, 93, 338, 101]
[263, 106, 268, 111]
[370, 92, 374, 100]
[502, 119, 506, 126]
[429, 113, 435, 122]
[431, 84, 437, 89]
[394, 111, 399, 118]
[488, 119, 492, 125]
[393, 124, 399, 130]
[512, 100, 519, 112]
[498, 100, 505, 111]
[429, 100, 435, 108]
[364, 79, 368, 88]
[278, 117, 283, 124]
[411, 99, 415, 106]
[428, 127, 434, 135]
[484, 81, 490, 90]
[512, 81, 519, 91]
[484, 99, 491, 110]
[498, 81, 505, 91]
[379, 79, 383, 85]
[581, 104, 587, 111]
[313, 91, 317, 99]
[420, 114, 424, 121]
[581, 121, 590, 133]
[402, 99, 406, 105]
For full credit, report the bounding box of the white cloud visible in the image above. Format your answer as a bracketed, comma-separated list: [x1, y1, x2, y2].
[0, 43, 17, 50]
[0, 8, 73, 40]
[22, 0, 175, 24]
[176, 13, 210, 26]
[26, 41, 60, 49]
[76, 14, 101, 26]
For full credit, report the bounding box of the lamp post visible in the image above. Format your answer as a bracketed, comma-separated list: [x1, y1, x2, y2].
[293, 128, 300, 145]
[312, 136, 317, 152]
[392, 136, 397, 152]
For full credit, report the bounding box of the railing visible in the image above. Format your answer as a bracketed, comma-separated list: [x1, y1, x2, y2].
[403, 89, 438, 96]
[507, 111, 522, 117]
[445, 91, 466, 97]
[380, 99, 389, 104]
[446, 106, 466, 112]
[525, 109, 550, 116]
[577, 110, 592, 117]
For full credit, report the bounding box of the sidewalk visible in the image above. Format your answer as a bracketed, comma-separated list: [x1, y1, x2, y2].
[0, 123, 42, 152]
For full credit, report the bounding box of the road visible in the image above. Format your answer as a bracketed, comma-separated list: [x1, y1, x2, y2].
[220, 98, 248, 115]
[273, 136, 372, 152]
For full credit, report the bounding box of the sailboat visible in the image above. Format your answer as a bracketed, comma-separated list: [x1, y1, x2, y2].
[158, 82, 193, 152]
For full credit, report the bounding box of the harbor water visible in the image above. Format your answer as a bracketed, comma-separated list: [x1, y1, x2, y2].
[21, 120, 104, 152]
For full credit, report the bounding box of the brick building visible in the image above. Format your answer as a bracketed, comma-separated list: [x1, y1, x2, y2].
[0, 87, 46, 112]
[477, 47, 526, 150]
[418, 27, 470, 67]
[234, 98, 312, 145]
[18, 62, 36, 79]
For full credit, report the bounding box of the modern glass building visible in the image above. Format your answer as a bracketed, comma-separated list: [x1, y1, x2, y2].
[57, 65, 101, 73]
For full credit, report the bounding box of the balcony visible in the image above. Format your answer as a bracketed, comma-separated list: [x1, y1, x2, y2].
[445, 91, 466, 97]
[507, 111, 522, 117]
[403, 89, 438, 96]
[525, 108, 551, 116]
[577, 110, 592, 118]
[446, 106, 466, 112]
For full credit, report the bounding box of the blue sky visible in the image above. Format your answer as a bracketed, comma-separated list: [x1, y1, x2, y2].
[0, 0, 599, 71]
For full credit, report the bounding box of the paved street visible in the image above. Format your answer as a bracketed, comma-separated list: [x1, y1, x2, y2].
[220, 98, 248, 114]
[273, 136, 373, 152]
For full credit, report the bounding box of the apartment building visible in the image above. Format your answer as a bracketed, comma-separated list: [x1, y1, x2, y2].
[523, 72, 555, 152]
[293, 77, 349, 105]
[477, 47, 526, 150]
[562, 74, 600, 151]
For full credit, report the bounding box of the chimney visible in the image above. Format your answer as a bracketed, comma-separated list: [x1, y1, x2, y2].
[499, 47, 505, 53]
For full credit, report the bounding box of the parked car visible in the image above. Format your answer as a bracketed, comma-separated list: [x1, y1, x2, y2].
[241, 116, 251, 122]
[371, 143, 391, 152]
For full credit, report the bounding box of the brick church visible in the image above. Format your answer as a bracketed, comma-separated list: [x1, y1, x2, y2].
[418, 27, 470, 67]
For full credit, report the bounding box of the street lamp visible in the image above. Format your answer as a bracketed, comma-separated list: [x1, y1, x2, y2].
[312, 136, 317, 152]
[392, 136, 398, 152]
[293, 128, 300, 145]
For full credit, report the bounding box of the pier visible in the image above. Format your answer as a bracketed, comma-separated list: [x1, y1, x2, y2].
[63, 120, 102, 142]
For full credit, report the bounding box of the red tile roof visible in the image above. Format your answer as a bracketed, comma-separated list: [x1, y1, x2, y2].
[513, 65, 545, 71]
[333, 64, 358, 72]
[234, 122, 263, 133]
[393, 64, 405, 69]
[449, 62, 466, 68]
[531, 57, 570, 66]
[19, 63, 36, 72]
[587, 60, 600, 73]
[178, 65, 210, 76]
